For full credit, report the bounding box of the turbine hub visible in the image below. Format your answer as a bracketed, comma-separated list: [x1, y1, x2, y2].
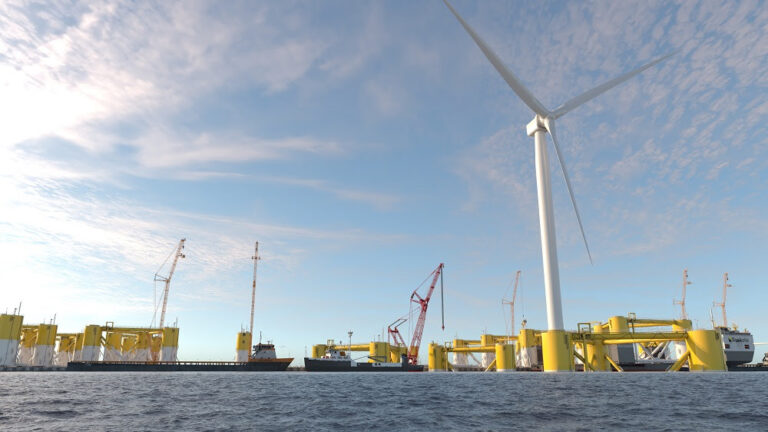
[526, 115, 546, 137]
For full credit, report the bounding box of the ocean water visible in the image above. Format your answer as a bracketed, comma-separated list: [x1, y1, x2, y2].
[1, 372, 767, 431]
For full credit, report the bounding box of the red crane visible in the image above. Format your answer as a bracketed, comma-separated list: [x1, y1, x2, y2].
[388, 263, 444, 364]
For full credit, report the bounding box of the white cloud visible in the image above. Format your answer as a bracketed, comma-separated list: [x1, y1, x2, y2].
[131, 128, 343, 169]
[0, 0, 331, 156]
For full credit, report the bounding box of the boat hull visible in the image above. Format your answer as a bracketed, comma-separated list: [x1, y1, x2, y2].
[66, 359, 293, 372]
[304, 357, 424, 372]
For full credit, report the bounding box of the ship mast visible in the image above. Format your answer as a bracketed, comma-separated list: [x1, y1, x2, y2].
[673, 269, 692, 320]
[713, 272, 731, 328]
[250, 242, 261, 335]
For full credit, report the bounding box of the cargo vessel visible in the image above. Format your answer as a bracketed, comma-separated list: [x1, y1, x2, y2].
[67, 342, 292, 372]
[304, 347, 424, 372]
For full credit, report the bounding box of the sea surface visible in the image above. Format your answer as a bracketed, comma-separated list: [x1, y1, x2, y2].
[1, 371, 767, 431]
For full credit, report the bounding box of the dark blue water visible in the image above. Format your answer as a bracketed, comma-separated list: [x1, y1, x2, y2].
[1, 372, 767, 431]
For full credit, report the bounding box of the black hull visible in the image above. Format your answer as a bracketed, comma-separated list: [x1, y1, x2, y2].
[728, 364, 768, 372]
[304, 357, 424, 372]
[66, 359, 292, 372]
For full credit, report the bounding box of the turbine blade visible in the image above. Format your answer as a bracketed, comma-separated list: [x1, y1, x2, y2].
[442, 0, 549, 116]
[552, 50, 677, 119]
[544, 117, 593, 264]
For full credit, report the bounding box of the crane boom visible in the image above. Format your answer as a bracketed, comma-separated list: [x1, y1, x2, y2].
[156, 239, 186, 328]
[387, 317, 408, 350]
[250, 242, 261, 335]
[407, 263, 444, 364]
[502, 270, 521, 336]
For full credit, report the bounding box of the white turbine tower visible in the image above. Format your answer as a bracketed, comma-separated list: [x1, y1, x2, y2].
[443, 0, 675, 371]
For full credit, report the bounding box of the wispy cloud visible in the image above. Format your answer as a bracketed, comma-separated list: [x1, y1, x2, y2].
[256, 175, 401, 210]
[131, 128, 343, 169]
[0, 0, 332, 158]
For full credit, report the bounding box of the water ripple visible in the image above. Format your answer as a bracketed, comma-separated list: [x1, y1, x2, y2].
[1, 371, 767, 431]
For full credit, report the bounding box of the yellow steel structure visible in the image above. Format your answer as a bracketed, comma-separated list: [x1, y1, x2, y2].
[121, 335, 137, 360]
[57, 336, 75, 353]
[81, 325, 102, 361]
[18, 327, 37, 365]
[311, 344, 327, 358]
[427, 343, 449, 371]
[495, 343, 515, 372]
[0, 314, 24, 367]
[150, 334, 162, 360]
[160, 327, 180, 361]
[135, 332, 151, 361]
[584, 324, 607, 371]
[685, 329, 727, 371]
[309, 313, 725, 373]
[236, 331, 252, 361]
[449, 346, 496, 353]
[20, 328, 37, 347]
[369, 342, 389, 363]
[73, 332, 84, 361]
[389, 345, 407, 362]
[236, 332, 251, 349]
[33, 324, 58, 366]
[55, 334, 77, 366]
[542, 330, 573, 372]
[104, 332, 123, 361]
[667, 351, 690, 372]
[516, 328, 541, 369]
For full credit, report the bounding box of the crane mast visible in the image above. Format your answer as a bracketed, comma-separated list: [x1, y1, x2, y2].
[673, 269, 692, 320]
[156, 239, 186, 328]
[713, 272, 731, 328]
[502, 270, 521, 337]
[250, 242, 261, 335]
[407, 263, 444, 364]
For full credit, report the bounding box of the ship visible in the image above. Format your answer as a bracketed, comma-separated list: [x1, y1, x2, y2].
[67, 342, 293, 372]
[304, 347, 424, 372]
[718, 326, 754, 367]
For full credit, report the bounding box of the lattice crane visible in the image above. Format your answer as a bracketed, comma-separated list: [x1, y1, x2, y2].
[388, 263, 444, 365]
[154, 238, 186, 328]
[502, 270, 521, 337]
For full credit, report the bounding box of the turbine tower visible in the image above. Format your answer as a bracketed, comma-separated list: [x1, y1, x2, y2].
[443, 0, 674, 371]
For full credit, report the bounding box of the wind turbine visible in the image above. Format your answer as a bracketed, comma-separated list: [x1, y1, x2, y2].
[443, 0, 674, 369]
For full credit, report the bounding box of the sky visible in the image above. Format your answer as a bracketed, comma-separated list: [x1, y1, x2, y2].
[1, 0, 767, 364]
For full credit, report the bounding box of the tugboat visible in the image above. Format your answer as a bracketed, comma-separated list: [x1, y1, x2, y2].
[304, 346, 424, 372]
[243, 342, 293, 370]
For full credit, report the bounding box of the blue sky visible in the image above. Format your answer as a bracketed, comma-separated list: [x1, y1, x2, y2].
[1, 0, 767, 363]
